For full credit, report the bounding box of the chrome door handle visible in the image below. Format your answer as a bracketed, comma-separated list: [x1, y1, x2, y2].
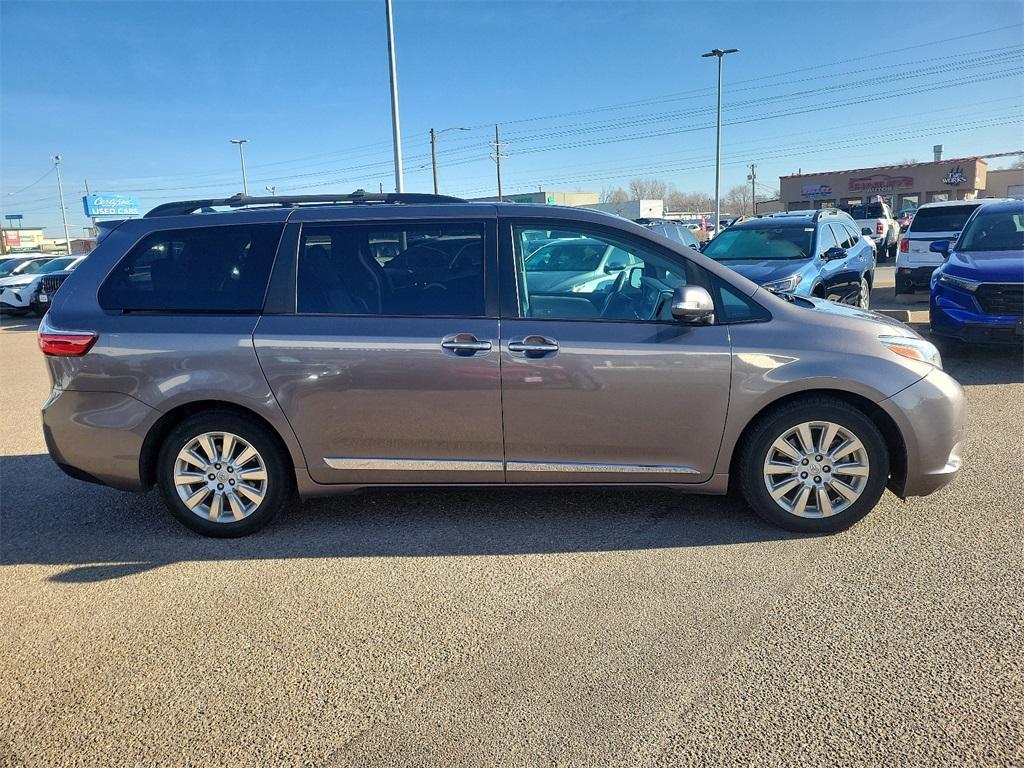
[508, 336, 559, 356]
[441, 334, 492, 355]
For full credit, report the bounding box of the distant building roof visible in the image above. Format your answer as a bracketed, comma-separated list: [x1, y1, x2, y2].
[780, 151, 1021, 180]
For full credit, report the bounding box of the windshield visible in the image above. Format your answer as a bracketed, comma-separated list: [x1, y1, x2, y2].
[525, 240, 607, 271]
[909, 204, 981, 234]
[958, 208, 1024, 252]
[0, 259, 26, 277]
[16, 259, 52, 275]
[701, 226, 813, 261]
[37, 257, 76, 273]
[842, 204, 886, 219]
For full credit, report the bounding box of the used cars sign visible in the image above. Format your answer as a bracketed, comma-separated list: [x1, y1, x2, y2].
[82, 194, 141, 217]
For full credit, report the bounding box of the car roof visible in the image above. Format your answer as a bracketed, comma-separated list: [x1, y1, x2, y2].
[970, 198, 1023, 214]
[915, 199, 993, 210]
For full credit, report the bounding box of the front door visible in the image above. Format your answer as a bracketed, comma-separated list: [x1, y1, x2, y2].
[499, 220, 733, 484]
[255, 215, 504, 484]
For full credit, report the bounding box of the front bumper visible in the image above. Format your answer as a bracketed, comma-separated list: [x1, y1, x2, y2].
[930, 292, 1024, 344]
[895, 265, 937, 295]
[0, 286, 32, 310]
[883, 368, 965, 498]
[42, 388, 159, 490]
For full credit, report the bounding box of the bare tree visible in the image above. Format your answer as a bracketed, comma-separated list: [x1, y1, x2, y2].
[666, 190, 713, 213]
[1009, 154, 1024, 169]
[600, 186, 630, 204]
[723, 184, 751, 214]
[628, 178, 669, 200]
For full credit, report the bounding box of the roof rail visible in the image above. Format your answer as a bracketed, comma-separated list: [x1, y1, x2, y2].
[145, 189, 467, 218]
[812, 207, 842, 221]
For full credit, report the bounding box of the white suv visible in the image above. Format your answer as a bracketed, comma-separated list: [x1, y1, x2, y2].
[894, 200, 997, 298]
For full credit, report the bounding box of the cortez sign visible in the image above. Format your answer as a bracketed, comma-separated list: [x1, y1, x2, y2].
[83, 194, 141, 217]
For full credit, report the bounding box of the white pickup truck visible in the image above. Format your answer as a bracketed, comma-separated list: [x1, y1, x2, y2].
[840, 201, 900, 262]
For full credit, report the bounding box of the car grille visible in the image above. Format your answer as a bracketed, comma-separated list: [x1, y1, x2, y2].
[37, 274, 69, 297]
[975, 283, 1024, 316]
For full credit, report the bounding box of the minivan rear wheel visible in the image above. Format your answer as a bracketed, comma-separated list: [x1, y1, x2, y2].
[738, 397, 889, 533]
[156, 411, 291, 537]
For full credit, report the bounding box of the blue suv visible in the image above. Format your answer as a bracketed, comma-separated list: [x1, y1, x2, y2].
[930, 198, 1024, 343]
[700, 209, 875, 308]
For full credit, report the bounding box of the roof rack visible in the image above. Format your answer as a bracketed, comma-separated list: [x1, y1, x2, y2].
[145, 189, 467, 218]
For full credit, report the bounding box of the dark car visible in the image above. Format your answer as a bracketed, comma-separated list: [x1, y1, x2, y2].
[700, 209, 876, 308]
[39, 191, 962, 537]
[930, 199, 1024, 343]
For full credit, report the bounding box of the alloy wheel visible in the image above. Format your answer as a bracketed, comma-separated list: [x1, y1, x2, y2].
[762, 421, 870, 518]
[173, 431, 268, 522]
[859, 278, 871, 309]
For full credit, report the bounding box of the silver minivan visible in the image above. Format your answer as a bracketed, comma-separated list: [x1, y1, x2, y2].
[40, 193, 964, 537]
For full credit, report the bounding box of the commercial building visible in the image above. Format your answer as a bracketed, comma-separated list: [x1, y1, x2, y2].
[779, 153, 1023, 212]
[585, 199, 664, 220]
[470, 190, 599, 207]
[1, 227, 46, 255]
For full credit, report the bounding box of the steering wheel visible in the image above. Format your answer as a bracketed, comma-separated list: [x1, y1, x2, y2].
[599, 268, 630, 316]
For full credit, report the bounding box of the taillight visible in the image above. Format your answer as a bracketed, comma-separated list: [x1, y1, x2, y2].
[900, 238, 909, 253]
[876, 221, 885, 235]
[37, 316, 97, 357]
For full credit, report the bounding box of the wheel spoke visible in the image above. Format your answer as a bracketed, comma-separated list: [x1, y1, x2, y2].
[199, 435, 218, 463]
[792, 485, 812, 516]
[238, 468, 267, 482]
[819, 422, 838, 455]
[771, 437, 802, 462]
[829, 478, 860, 502]
[831, 437, 864, 461]
[208, 491, 223, 521]
[177, 448, 207, 470]
[226, 492, 245, 520]
[184, 486, 211, 510]
[796, 424, 815, 455]
[832, 463, 869, 477]
[220, 433, 235, 464]
[769, 476, 801, 500]
[235, 445, 258, 467]
[816, 487, 834, 517]
[765, 461, 798, 475]
[235, 483, 264, 504]
[174, 472, 206, 486]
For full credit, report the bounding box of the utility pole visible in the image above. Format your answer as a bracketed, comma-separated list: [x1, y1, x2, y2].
[491, 124, 506, 201]
[430, 128, 438, 195]
[384, 0, 404, 192]
[52, 155, 72, 255]
[701, 47, 739, 236]
[747, 163, 757, 216]
[84, 178, 97, 237]
[230, 139, 249, 195]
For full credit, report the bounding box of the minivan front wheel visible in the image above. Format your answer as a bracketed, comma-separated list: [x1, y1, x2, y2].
[738, 398, 889, 533]
[156, 411, 291, 537]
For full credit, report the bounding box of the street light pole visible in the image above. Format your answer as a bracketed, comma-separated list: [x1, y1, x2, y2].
[384, 0, 404, 193]
[52, 155, 72, 255]
[701, 47, 738, 236]
[230, 139, 249, 195]
[430, 126, 470, 194]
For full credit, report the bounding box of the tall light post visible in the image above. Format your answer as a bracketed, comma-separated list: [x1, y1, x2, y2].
[701, 47, 738, 236]
[52, 155, 72, 255]
[230, 139, 249, 195]
[384, 0, 404, 193]
[429, 127, 470, 194]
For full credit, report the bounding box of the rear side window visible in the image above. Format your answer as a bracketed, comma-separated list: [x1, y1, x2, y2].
[908, 205, 980, 233]
[296, 222, 485, 317]
[99, 224, 283, 312]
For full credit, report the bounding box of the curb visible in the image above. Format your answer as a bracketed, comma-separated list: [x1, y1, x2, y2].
[874, 308, 930, 324]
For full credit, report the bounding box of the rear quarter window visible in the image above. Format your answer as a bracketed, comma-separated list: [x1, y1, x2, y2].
[907, 205, 980, 233]
[98, 223, 283, 312]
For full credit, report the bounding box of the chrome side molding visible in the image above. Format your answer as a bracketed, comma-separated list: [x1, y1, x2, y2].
[508, 461, 699, 474]
[323, 457, 503, 472]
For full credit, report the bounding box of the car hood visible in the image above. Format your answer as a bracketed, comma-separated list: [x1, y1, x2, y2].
[781, 293, 921, 337]
[715, 258, 809, 285]
[944, 249, 1024, 282]
[0, 273, 39, 288]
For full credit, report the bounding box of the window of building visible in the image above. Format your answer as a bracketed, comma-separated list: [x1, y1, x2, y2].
[928, 191, 951, 203]
[99, 223, 283, 312]
[897, 194, 919, 211]
[296, 222, 485, 317]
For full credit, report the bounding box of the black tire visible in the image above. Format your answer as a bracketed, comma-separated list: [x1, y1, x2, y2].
[156, 410, 292, 537]
[737, 396, 889, 534]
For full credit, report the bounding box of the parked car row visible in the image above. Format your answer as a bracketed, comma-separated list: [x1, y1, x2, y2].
[0, 253, 88, 316]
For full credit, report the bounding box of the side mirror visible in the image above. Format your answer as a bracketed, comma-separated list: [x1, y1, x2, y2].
[822, 246, 846, 261]
[929, 240, 950, 257]
[671, 285, 715, 324]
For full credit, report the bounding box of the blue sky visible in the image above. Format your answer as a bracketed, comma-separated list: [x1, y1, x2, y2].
[2, 0, 1022, 233]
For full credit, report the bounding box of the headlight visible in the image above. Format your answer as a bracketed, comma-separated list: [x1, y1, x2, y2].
[879, 335, 942, 369]
[762, 275, 803, 294]
[937, 272, 981, 292]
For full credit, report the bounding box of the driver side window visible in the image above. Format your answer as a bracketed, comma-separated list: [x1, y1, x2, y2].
[513, 223, 695, 322]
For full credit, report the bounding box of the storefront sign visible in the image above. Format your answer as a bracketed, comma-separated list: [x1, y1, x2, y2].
[82, 194, 141, 217]
[848, 174, 914, 192]
[942, 165, 968, 186]
[4, 213, 23, 221]
[800, 184, 833, 197]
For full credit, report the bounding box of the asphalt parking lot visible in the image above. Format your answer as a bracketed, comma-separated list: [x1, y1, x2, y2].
[2, 267, 1022, 767]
